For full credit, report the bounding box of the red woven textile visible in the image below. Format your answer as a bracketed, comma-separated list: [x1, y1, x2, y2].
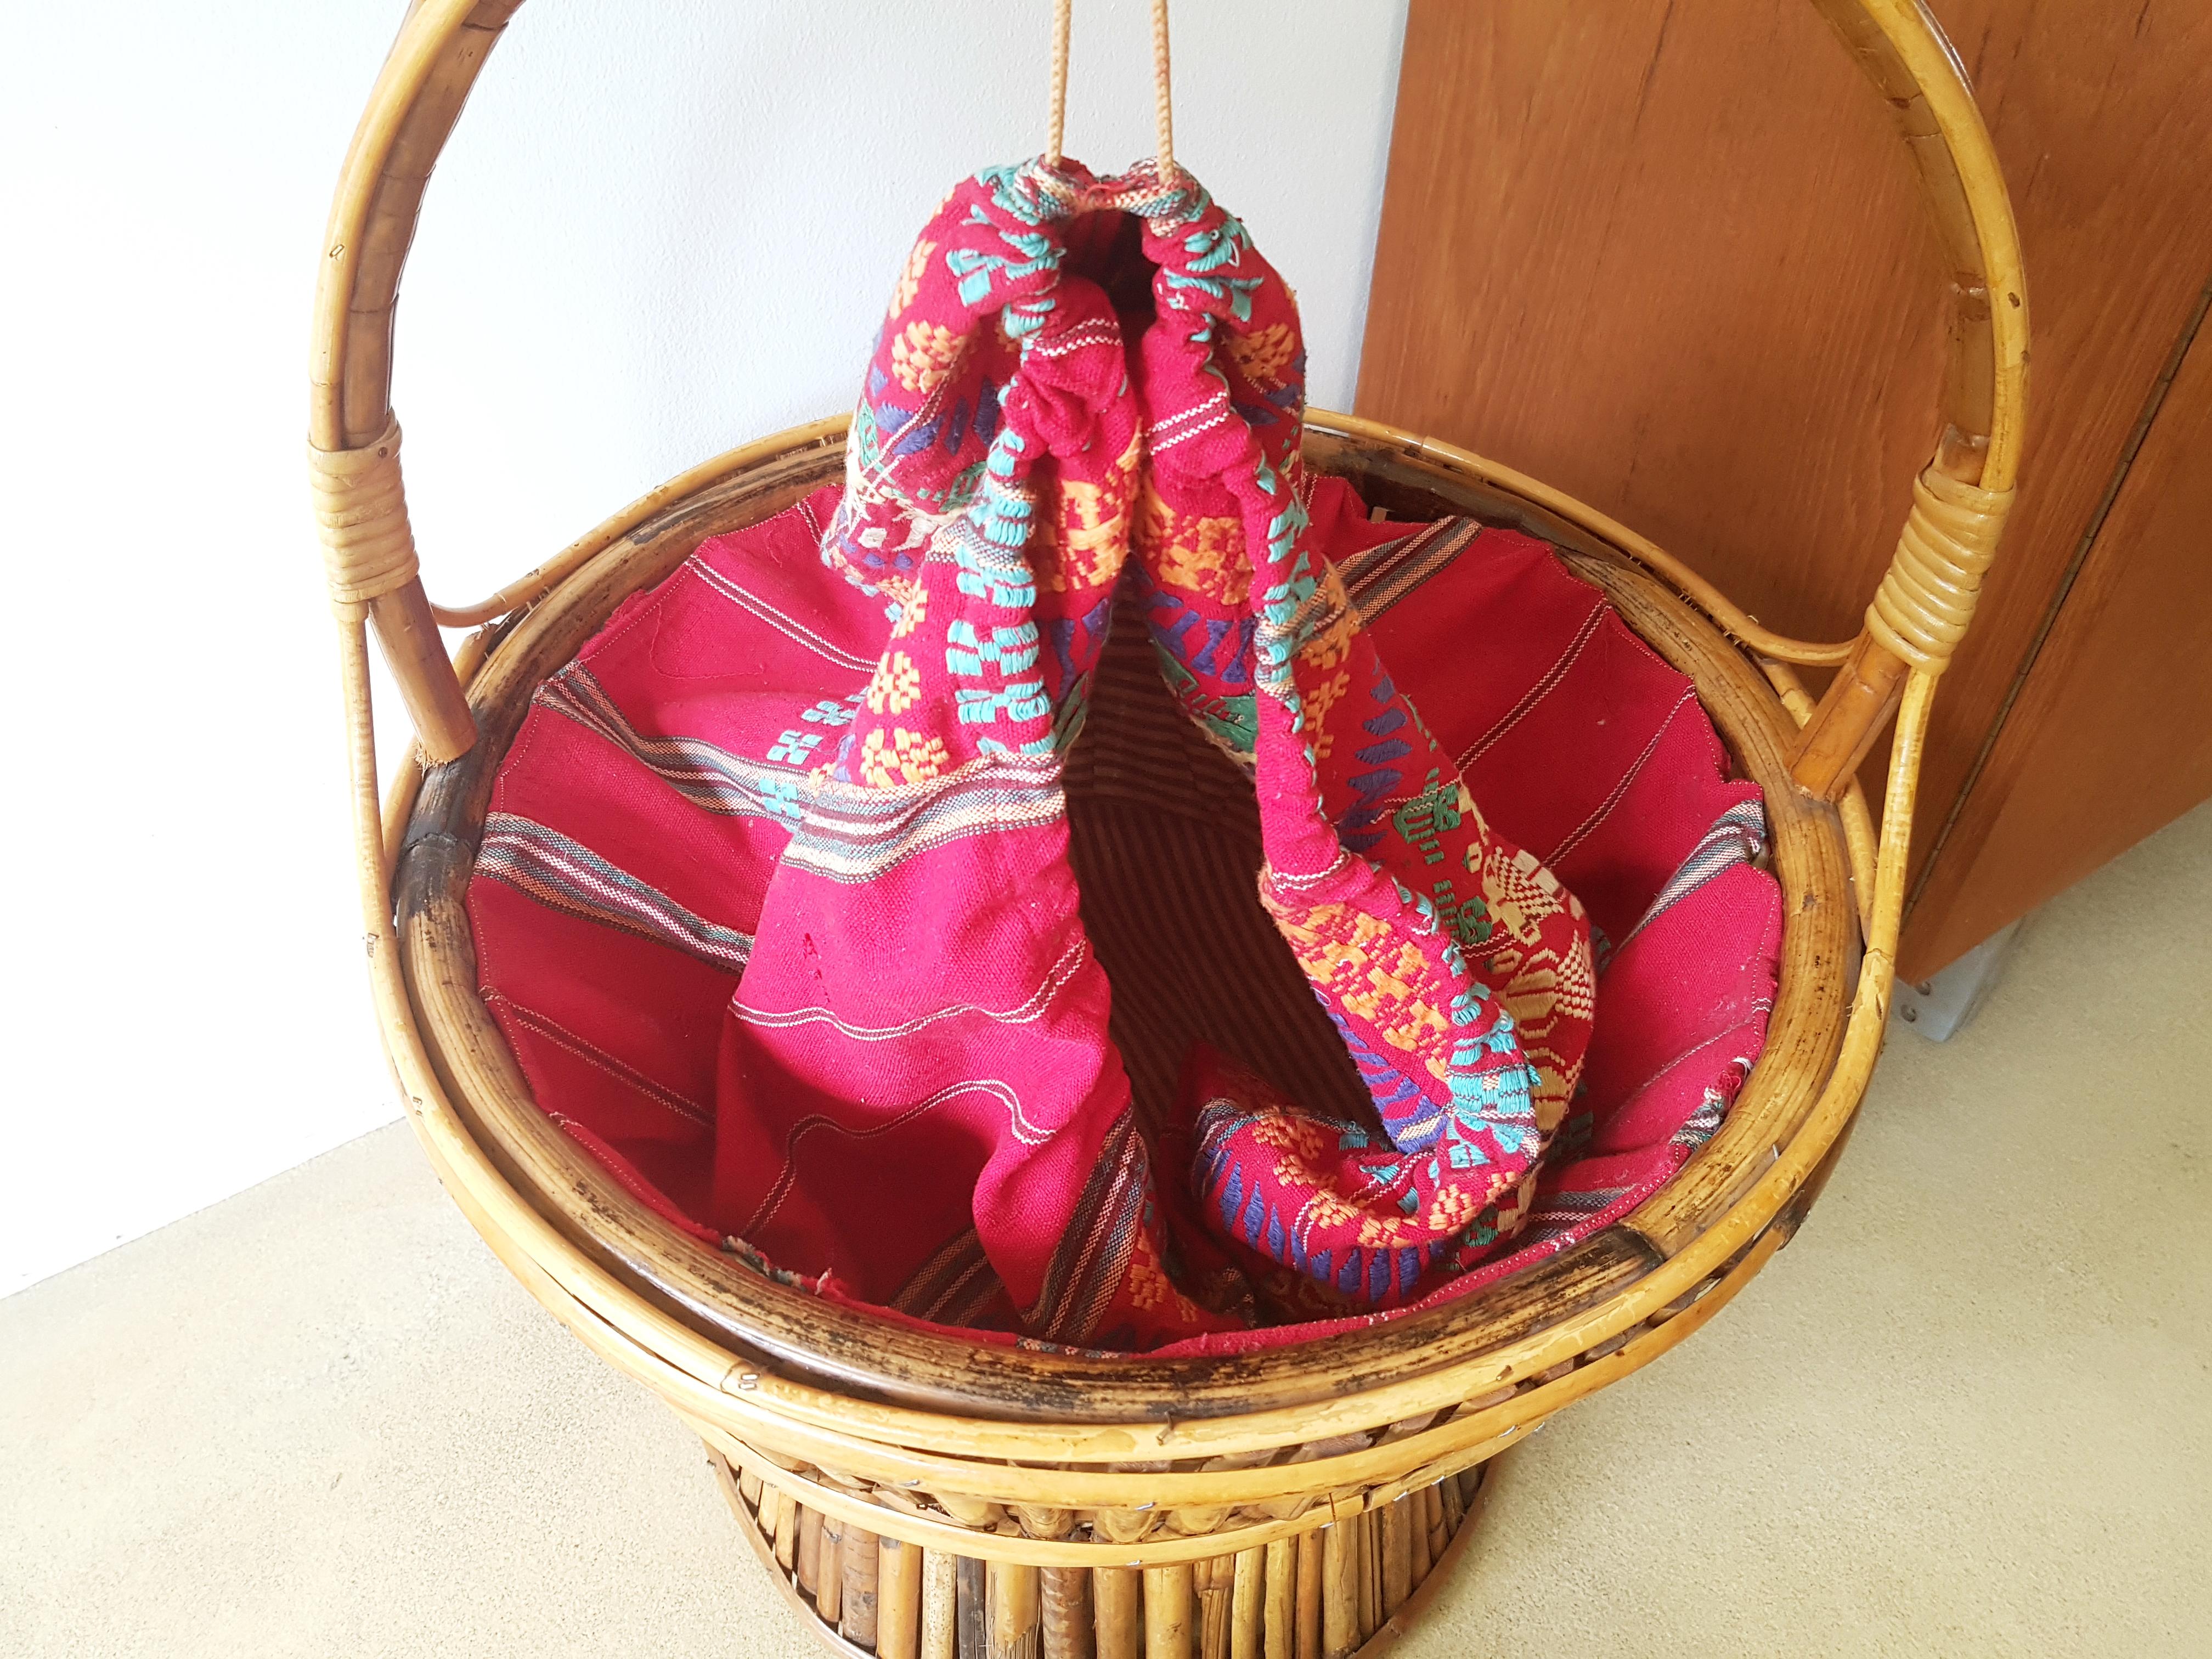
[465, 160, 1781, 1354]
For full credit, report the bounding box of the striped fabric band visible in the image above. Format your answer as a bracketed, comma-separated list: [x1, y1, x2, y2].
[1612, 798, 1770, 958]
[478, 812, 755, 977]
[1516, 1182, 1627, 1246]
[890, 1228, 1009, 1330]
[1337, 517, 1486, 620]
[783, 757, 1067, 885]
[1023, 1114, 1153, 1344]
[534, 665, 809, 828]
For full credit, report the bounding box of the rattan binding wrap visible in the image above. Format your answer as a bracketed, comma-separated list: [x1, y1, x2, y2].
[1865, 466, 2013, 674]
[309, 418, 419, 612]
[313, 4, 2026, 1654]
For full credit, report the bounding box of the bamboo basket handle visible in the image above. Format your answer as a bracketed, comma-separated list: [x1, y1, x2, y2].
[1787, 0, 2027, 799]
[310, 0, 2025, 786]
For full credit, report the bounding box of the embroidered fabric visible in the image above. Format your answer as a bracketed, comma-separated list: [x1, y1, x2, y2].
[465, 160, 1782, 1353]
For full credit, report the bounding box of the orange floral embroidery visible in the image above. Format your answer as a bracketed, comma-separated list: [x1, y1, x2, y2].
[1033, 430, 1141, 592]
[1356, 1214, 1417, 1249]
[888, 581, 927, 639]
[1426, 1187, 1479, 1232]
[1124, 1225, 1201, 1319]
[1225, 321, 1296, 389]
[1136, 477, 1248, 605]
[1300, 669, 1352, 760]
[1248, 1111, 1330, 1164]
[889, 239, 935, 317]
[856, 726, 949, 788]
[863, 651, 922, 714]
[1267, 897, 1456, 1082]
[890, 320, 963, 394]
[1304, 1190, 1358, 1230]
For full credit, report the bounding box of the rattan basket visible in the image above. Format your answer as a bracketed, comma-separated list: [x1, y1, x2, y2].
[311, 3, 2025, 1655]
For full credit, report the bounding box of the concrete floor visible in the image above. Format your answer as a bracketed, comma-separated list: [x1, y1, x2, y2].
[4, 804, 2208, 1658]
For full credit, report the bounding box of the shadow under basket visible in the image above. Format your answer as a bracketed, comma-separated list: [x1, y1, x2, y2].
[318, 3, 2027, 1652]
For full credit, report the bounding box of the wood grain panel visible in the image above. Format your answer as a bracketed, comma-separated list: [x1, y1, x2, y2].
[1358, 0, 1943, 648]
[1356, 0, 2212, 972]
[1900, 300, 2212, 975]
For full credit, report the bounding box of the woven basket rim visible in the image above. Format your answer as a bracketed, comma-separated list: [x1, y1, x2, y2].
[385, 410, 1867, 1425]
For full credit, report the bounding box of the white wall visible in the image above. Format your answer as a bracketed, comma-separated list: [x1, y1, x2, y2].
[0, 1, 1407, 1296]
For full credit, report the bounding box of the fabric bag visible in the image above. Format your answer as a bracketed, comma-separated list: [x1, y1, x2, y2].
[709, 159, 1597, 1350]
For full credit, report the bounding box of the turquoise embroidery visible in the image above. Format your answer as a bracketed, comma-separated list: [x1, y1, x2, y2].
[973, 162, 1057, 226]
[1266, 501, 1310, 565]
[945, 227, 1058, 306]
[956, 683, 1050, 726]
[1161, 269, 1266, 322]
[953, 539, 1035, 608]
[755, 775, 806, 827]
[767, 729, 823, 765]
[1183, 214, 1251, 273]
[945, 619, 1041, 678]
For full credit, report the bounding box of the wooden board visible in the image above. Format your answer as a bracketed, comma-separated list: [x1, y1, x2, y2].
[1355, 0, 2212, 974]
[1903, 298, 2212, 973]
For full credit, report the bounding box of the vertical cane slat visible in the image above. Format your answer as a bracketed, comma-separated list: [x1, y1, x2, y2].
[1212, 1557, 1248, 1659]
[923, 1551, 960, 1659]
[1414, 1486, 1442, 1586]
[1041, 1567, 1093, 1659]
[990, 1562, 1042, 1659]
[1320, 1524, 1357, 1659]
[1094, 1567, 1141, 1659]
[958, 1556, 988, 1659]
[1294, 1532, 1322, 1659]
[799, 1505, 825, 1596]
[881, 1537, 924, 1659]
[1197, 1555, 1234, 1659]
[1262, 1539, 1296, 1659]
[1345, 1522, 1362, 1654]
[754, 1481, 778, 1542]
[774, 1491, 799, 1572]
[1379, 1498, 1412, 1617]
[1145, 1565, 1195, 1659]
[1231, 1548, 1265, 1659]
[845, 1523, 882, 1649]
[820, 1516, 847, 1626]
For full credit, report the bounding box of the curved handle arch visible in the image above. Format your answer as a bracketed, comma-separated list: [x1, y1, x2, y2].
[309, 0, 2025, 776]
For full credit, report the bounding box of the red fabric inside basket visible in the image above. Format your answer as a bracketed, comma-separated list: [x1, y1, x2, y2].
[465, 477, 1781, 1356]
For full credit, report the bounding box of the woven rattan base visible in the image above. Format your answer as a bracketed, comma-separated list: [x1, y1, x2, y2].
[710, 1447, 1494, 1659]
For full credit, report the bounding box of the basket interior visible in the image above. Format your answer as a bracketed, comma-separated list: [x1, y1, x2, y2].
[455, 458, 1785, 1355]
